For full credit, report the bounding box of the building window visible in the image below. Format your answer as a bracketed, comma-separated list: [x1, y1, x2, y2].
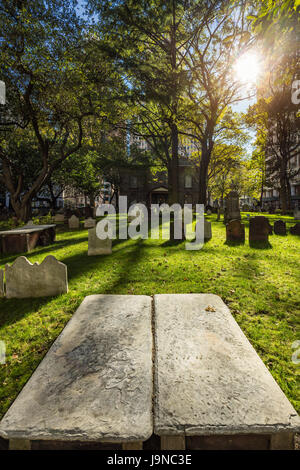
[185, 174, 192, 188]
[130, 176, 138, 188]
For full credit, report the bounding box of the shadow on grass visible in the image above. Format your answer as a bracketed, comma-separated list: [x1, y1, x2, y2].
[0, 236, 88, 266]
[224, 240, 245, 247]
[0, 296, 53, 327]
[249, 240, 272, 250]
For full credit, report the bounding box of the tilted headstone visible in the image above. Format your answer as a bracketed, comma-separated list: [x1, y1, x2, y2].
[274, 220, 287, 236]
[204, 219, 212, 240]
[54, 214, 65, 223]
[84, 218, 96, 229]
[290, 223, 300, 235]
[24, 220, 35, 227]
[224, 191, 241, 224]
[68, 215, 80, 229]
[0, 270, 4, 297]
[88, 227, 112, 255]
[226, 219, 245, 243]
[249, 216, 270, 243]
[5, 256, 68, 299]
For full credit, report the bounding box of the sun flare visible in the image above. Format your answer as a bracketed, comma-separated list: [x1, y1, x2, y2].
[234, 52, 261, 84]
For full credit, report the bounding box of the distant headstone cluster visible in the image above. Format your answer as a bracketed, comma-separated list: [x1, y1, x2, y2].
[0, 256, 68, 299]
[225, 215, 300, 245]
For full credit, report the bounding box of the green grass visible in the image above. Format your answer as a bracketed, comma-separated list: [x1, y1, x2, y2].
[0, 213, 299, 418]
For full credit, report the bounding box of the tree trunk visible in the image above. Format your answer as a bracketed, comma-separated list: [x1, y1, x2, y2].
[279, 176, 288, 212]
[286, 178, 292, 212]
[198, 147, 209, 206]
[10, 196, 32, 223]
[168, 123, 179, 205]
[88, 192, 96, 211]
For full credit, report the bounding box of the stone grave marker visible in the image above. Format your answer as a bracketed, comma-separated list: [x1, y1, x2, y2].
[0, 295, 153, 449]
[224, 191, 241, 224]
[204, 219, 212, 240]
[290, 223, 300, 235]
[54, 214, 65, 223]
[249, 216, 270, 244]
[226, 219, 245, 243]
[88, 227, 112, 255]
[5, 255, 68, 299]
[293, 209, 300, 220]
[68, 215, 80, 229]
[84, 218, 96, 229]
[154, 294, 300, 450]
[274, 220, 287, 236]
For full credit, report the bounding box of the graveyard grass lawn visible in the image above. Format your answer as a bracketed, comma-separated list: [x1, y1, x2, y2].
[0, 212, 299, 418]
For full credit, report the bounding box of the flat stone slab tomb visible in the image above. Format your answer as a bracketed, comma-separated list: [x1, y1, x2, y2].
[0, 295, 153, 450]
[154, 294, 300, 450]
[0, 225, 56, 254]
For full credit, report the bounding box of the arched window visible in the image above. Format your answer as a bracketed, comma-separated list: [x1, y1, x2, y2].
[185, 174, 192, 188]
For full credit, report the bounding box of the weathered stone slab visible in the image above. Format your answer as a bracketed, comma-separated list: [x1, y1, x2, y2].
[226, 219, 245, 243]
[154, 294, 300, 437]
[204, 219, 212, 240]
[84, 217, 96, 229]
[0, 270, 4, 297]
[0, 295, 153, 442]
[88, 227, 112, 255]
[5, 256, 68, 299]
[0, 225, 56, 254]
[274, 220, 287, 236]
[54, 214, 65, 223]
[68, 215, 80, 229]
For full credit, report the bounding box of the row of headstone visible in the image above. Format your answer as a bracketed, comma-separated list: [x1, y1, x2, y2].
[54, 214, 97, 229]
[226, 217, 300, 244]
[0, 256, 68, 299]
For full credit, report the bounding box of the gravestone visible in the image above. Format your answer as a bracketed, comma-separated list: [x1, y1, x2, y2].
[226, 219, 245, 243]
[294, 209, 300, 220]
[5, 256, 68, 299]
[249, 216, 270, 243]
[274, 220, 287, 236]
[224, 191, 241, 224]
[88, 227, 112, 255]
[154, 294, 300, 450]
[206, 209, 212, 215]
[68, 215, 80, 229]
[24, 220, 34, 227]
[0, 270, 4, 297]
[0, 295, 153, 448]
[290, 223, 300, 235]
[84, 218, 96, 229]
[204, 219, 212, 240]
[54, 214, 65, 223]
